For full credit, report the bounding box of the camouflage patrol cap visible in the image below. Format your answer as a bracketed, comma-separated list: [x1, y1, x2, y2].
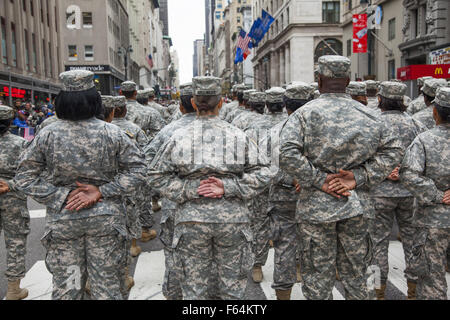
[243, 89, 257, 101]
[265, 87, 286, 103]
[59, 70, 95, 92]
[180, 83, 193, 96]
[249, 92, 266, 104]
[422, 78, 448, 97]
[0, 105, 14, 120]
[234, 83, 247, 94]
[113, 96, 127, 107]
[285, 82, 314, 100]
[192, 76, 222, 96]
[101, 95, 115, 108]
[313, 90, 321, 99]
[417, 76, 433, 87]
[391, 79, 402, 83]
[365, 80, 380, 91]
[120, 81, 137, 92]
[434, 87, 450, 108]
[145, 88, 156, 97]
[318, 55, 351, 78]
[310, 82, 319, 90]
[379, 81, 407, 100]
[346, 81, 367, 96]
[136, 90, 149, 100]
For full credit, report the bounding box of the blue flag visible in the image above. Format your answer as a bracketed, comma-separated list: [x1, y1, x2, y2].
[249, 18, 263, 47]
[234, 47, 243, 64]
[261, 9, 275, 34]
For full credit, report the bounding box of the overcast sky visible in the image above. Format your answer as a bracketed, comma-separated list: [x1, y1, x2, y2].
[168, 0, 205, 84]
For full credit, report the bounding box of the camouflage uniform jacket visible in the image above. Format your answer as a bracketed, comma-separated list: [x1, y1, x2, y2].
[0, 132, 27, 202]
[126, 99, 164, 139]
[167, 103, 180, 116]
[35, 115, 59, 134]
[148, 116, 275, 225]
[367, 96, 379, 110]
[400, 124, 450, 229]
[111, 118, 149, 149]
[412, 105, 436, 130]
[225, 105, 246, 123]
[170, 109, 183, 123]
[14, 118, 148, 223]
[231, 110, 264, 131]
[407, 95, 427, 115]
[220, 100, 239, 120]
[370, 111, 428, 197]
[279, 93, 403, 223]
[149, 101, 171, 122]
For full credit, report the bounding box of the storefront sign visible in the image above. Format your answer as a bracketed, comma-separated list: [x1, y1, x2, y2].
[2, 86, 27, 98]
[397, 64, 450, 81]
[353, 14, 368, 53]
[429, 47, 450, 65]
[65, 65, 111, 72]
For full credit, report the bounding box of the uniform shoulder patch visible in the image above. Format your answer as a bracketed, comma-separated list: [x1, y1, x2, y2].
[125, 130, 135, 139]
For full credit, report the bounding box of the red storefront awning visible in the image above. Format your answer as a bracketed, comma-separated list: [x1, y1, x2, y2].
[397, 64, 450, 81]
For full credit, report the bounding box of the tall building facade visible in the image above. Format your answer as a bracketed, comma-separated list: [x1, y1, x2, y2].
[0, 0, 63, 105]
[252, 0, 343, 89]
[159, 0, 169, 36]
[59, 0, 130, 95]
[342, 0, 404, 82]
[193, 39, 205, 77]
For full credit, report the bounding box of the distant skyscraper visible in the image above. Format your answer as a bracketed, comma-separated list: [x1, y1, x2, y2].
[159, 0, 169, 36]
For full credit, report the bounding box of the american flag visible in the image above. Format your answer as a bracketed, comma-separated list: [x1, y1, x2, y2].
[237, 29, 251, 57]
[146, 54, 154, 69]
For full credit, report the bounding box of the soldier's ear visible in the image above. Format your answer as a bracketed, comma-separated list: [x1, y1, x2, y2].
[191, 98, 199, 112]
[217, 98, 223, 110]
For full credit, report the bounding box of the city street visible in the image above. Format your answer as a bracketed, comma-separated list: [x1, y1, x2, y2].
[2, 198, 447, 300]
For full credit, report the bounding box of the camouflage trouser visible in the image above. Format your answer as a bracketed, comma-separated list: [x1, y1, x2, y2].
[159, 209, 183, 300]
[172, 222, 253, 300]
[41, 215, 127, 300]
[138, 189, 154, 229]
[299, 215, 374, 300]
[371, 197, 418, 284]
[0, 196, 30, 281]
[119, 240, 132, 298]
[269, 202, 299, 291]
[125, 198, 142, 240]
[250, 192, 270, 267]
[411, 228, 450, 300]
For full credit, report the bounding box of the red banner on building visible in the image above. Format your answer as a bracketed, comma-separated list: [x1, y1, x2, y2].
[353, 14, 368, 53]
[397, 64, 450, 81]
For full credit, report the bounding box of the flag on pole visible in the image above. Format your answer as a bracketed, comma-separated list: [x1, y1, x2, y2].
[146, 54, 154, 69]
[261, 9, 275, 35]
[237, 29, 251, 53]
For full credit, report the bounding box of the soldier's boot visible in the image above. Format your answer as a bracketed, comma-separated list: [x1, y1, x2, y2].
[269, 240, 274, 248]
[336, 269, 340, 281]
[125, 268, 135, 291]
[5, 280, 28, 300]
[85, 279, 91, 296]
[407, 281, 417, 300]
[296, 264, 302, 283]
[375, 284, 386, 300]
[141, 228, 157, 242]
[252, 266, 263, 283]
[152, 197, 161, 212]
[130, 239, 142, 257]
[275, 289, 292, 300]
[397, 233, 402, 242]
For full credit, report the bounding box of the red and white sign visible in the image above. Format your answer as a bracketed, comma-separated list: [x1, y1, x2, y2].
[397, 64, 450, 81]
[353, 14, 368, 54]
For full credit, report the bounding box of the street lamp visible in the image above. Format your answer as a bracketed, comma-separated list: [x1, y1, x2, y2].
[118, 46, 133, 81]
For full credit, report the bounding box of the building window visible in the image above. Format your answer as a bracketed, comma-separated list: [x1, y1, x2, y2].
[388, 18, 395, 40]
[348, 0, 352, 11]
[85, 45, 94, 61]
[388, 59, 395, 80]
[11, 23, 17, 67]
[346, 39, 351, 56]
[48, 42, 52, 77]
[322, 1, 340, 24]
[24, 30, 30, 70]
[43, 40, 47, 75]
[32, 33, 37, 72]
[315, 38, 343, 62]
[83, 12, 93, 28]
[23, 0, 27, 11]
[1, 18, 7, 64]
[30, 0, 34, 16]
[68, 45, 78, 61]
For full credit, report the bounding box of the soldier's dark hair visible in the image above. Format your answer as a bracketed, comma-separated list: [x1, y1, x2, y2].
[366, 89, 378, 97]
[378, 95, 406, 112]
[423, 92, 434, 105]
[284, 98, 310, 113]
[0, 118, 12, 135]
[122, 91, 135, 99]
[137, 97, 149, 105]
[114, 106, 127, 118]
[180, 95, 195, 113]
[267, 102, 284, 113]
[55, 87, 103, 121]
[435, 104, 450, 123]
[102, 105, 115, 121]
[237, 92, 245, 104]
[251, 103, 266, 114]
[194, 95, 222, 113]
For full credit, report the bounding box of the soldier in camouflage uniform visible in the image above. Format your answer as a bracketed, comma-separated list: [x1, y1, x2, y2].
[14, 71, 147, 300]
[406, 76, 433, 115]
[136, 90, 168, 127]
[35, 114, 59, 134]
[413, 78, 448, 130]
[346, 81, 368, 107]
[365, 80, 380, 110]
[279, 55, 403, 300]
[147, 88, 172, 122]
[219, 84, 240, 120]
[0, 105, 30, 300]
[225, 88, 255, 123]
[369, 81, 428, 300]
[148, 76, 274, 300]
[400, 87, 450, 300]
[143, 83, 197, 300]
[267, 82, 315, 300]
[232, 92, 265, 131]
